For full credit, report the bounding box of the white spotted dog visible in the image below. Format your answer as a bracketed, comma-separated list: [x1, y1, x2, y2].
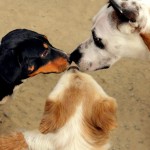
[70, 0, 150, 71]
[0, 65, 117, 150]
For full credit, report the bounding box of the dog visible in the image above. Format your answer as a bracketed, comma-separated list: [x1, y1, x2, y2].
[0, 65, 117, 150]
[0, 29, 69, 103]
[70, 0, 150, 71]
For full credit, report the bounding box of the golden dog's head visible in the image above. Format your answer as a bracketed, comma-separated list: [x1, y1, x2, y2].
[39, 65, 117, 148]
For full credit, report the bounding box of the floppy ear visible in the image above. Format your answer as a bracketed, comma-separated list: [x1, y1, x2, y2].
[39, 100, 68, 134]
[0, 51, 22, 84]
[140, 33, 150, 51]
[91, 98, 117, 133]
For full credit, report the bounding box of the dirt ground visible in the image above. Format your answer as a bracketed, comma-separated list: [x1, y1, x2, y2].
[0, 0, 150, 149]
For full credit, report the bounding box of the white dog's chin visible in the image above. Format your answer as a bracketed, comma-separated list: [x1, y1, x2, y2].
[79, 65, 110, 72]
[95, 66, 110, 70]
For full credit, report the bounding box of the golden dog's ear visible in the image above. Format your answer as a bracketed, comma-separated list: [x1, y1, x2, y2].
[140, 33, 150, 51]
[39, 100, 67, 134]
[91, 98, 117, 133]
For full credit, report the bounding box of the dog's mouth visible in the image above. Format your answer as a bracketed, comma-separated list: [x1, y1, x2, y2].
[109, 0, 137, 22]
[95, 65, 110, 71]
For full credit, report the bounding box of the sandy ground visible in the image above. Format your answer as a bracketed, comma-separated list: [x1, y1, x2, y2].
[0, 0, 150, 149]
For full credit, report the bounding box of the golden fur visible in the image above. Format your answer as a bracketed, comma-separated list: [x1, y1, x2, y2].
[0, 132, 28, 150]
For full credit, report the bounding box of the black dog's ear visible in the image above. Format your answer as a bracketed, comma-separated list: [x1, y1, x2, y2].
[0, 51, 22, 84]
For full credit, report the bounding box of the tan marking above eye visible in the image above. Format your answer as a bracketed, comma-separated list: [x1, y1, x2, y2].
[28, 65, 35, 71]
[43, 43, 49, 49]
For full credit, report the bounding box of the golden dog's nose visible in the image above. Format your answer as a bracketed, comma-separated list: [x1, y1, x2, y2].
[68, 66, 79, 70]
[67, 62, 79, 71]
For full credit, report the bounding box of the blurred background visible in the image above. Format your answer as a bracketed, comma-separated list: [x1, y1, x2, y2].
[0, 0, 150, 149]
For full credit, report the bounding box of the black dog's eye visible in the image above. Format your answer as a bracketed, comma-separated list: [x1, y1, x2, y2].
[40, 49, 50, 58]
[92, 30, 105, 49]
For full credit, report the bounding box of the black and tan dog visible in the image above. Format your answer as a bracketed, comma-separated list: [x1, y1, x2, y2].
[0, 29, 69, 103]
